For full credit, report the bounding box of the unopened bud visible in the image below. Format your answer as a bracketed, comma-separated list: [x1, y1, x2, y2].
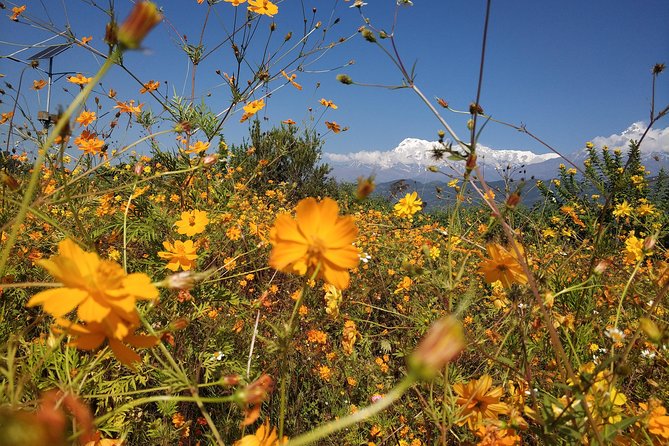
[315, 21, 322, 29]
[270, 22, 276, 31]
[409, 316, 465, 380]
[437, 130, 445, 138]
[284, 32, 292, 41]
[105, 21, 118, 46]
[117, 1, 162, 50]
[203, 154, 219, 167]
[361, 28, 376, 43]
[427, 165, 439, 173]
[134, 163, 144, 176]
[237, 374, 274, 405]
[465, 153, 477, 172]
[0, 171, 20, 191]
[379, 31, 388, 39]
[506, 192, 521, 208]
[594, 259, 611, 275]
[466, 119, 474, 130]
[644, 235, 657, 252]
[171, 318, 189, 330]
[221, 374, 241, 386]
[469, 102, 484, 115]
[336, 74, 353, 85]
[639, 317, 662, 342]
[436, 98, 449, 108]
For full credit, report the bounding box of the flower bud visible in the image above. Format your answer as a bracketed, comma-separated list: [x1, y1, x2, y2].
[356, 175, 375, 200]
[336, 74, 353, 85]
[409, 316, 464, 380]
[465, 153, 477, 172]
[437, 129, 445, 138]
[0, 171, 20, 191]
[117, 1, 162, 50]
[361, 28, 377, 43]
[594, 259, 611, 275]
[134, 163, 144, 176]
[221, 374, 241, 386]
[506, 192, 521, 208]
[427, 165, 439, 173]
[639, 317, 662, 342]
[171, 318, 190, 330]
[644, 235, 657, 252]
[203, 154, 219, 167]
[284, 32, 292, 41]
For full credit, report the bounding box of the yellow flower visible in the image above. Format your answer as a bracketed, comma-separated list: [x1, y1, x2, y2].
[53, 317, 157, 368]
[225, 0, 247, 6]
[478, 243, 528, 288]
[185, 140, 210, 154]
[75, 110, 97, 127]
[613, 200, 633, 218]
[319, 98, 338, 109]
[624, 234, 644, 263]
[247, 0, 278, 17]
[394, 192, 422, 218]
[234, 420, 287, 446]
[26, 239, 158, 337]
[269, 197, 359, 290]
[67, 73, 93, 85]
[175, 210, 209, 236]
[158, 240, 198, 271]
[453, 375, 509, 431]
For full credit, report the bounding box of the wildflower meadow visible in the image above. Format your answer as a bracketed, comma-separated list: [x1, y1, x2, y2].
[0, 1, 668, 445]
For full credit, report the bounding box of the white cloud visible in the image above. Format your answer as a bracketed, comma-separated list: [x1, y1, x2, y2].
[591, 122, 669, 154]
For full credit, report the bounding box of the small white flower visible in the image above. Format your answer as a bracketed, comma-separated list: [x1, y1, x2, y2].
[605, 327, 625, 343]
[213, 351, 224, 361]
[359, 252, 372, 263]
[641, 349, 656, 359]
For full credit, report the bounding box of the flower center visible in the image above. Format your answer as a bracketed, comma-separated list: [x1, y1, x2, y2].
[307, 236, 326, 265]
[189, 216, 196, 226]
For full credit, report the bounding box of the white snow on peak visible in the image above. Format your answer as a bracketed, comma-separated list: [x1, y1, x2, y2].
[324, 137, 560, 170]
[591, 122, 669, 155]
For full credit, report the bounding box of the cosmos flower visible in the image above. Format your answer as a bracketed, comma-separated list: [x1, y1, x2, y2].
[158, 240, 198, 271]
[67, 73, 93, 85]
[174, 209, 209, 236]
[26, 239, 158, 338]
[478, 243, 528, 288]
[114, 100, 144, 114]
[139, 80, 160, 94]
[247, 0, 278, 17]
[393, 191, 422, 218]
[269, 197, 358, 290]
[453, 375, 509, 431]
[240, 99, 265, 122]
[185, 140, 210, 154]
[319, 98, 338, 109]
[75, 110, 96, 127]
[54, 317, 157, 368]
[32, 79, 47, 90]
[325, 121, 341, 133]
[225, 0, 247, 6]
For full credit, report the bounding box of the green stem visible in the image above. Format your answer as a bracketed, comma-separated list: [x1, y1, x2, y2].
[0, 50, 119, 275]
[285, 375, 416, 446]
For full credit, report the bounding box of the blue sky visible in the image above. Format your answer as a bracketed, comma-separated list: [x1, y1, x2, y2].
[2, 0, 668, 158]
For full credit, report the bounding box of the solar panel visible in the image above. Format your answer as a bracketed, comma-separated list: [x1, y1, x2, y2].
[28, 43, 72, 60]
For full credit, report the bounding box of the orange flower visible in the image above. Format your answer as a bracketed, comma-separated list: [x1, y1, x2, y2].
[114, 100, 144, 114]
[117, 1, 162, 50]
[79, 36, 93, 45]
[280, 70, 302, 90]
[54, 317, 157, 368]
[648, 404, 669, 439]
[74, 131, 105, 155]
[478, 243, 528, 288]
[453, 375, 509, 431]
[325, 121, 341, 133]
[67, 73, 93, 85]
[0, 111, 14, 124]
[185, 140, 210, 154]
[140, 80, 160, 94]
[32, 79, 47, 90]
[10, 5, 26, 21]
[282, 119, 296, 125]
[319, 98, 338, 109]
[225, 0, 247, 6]
[158, 240, 198, 271]
[240, 99, 265, 122]
[174, 210, 209, 236]
[26, 239, 158, 339]
[75, 110, 97, 127]
[247, 0, 278, 17]
[269, 197, 358, 290]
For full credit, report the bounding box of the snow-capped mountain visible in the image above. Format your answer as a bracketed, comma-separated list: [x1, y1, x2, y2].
[324, 122, 669, 182]
[324, 137, 560, 182]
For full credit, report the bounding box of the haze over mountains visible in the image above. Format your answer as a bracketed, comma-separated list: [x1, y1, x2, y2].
[324, 122, 669, 183]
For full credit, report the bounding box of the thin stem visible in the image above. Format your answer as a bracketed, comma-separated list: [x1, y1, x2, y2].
[285, 375, 416, 446]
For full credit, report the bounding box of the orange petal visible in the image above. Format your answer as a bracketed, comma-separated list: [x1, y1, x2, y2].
[108, 339, 141, 368]
[77, 296, 111, 323]
[28, 288, 89, 318]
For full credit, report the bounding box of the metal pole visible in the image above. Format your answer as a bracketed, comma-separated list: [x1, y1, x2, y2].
[45, 56, 53, 129]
